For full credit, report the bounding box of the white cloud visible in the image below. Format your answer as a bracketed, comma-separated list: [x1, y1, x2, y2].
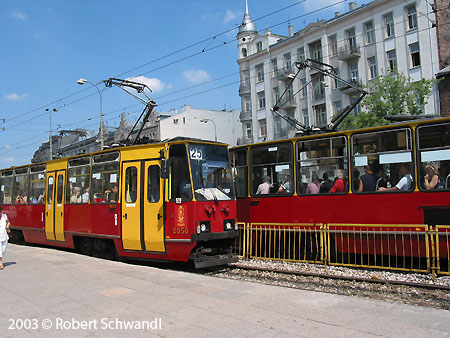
[182, 69, 211, 84]
[0, 157, 15, 165]
[125, 76, 167, 93]
[4, 93, 27, 100]
[223, 10, 237, 25]
[10, 10, 27, 20]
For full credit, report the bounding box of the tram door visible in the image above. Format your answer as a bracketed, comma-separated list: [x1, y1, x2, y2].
[44, 170, 66, 241]
[121, 160, 165, 252]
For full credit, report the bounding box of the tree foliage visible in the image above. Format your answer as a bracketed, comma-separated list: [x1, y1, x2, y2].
[341, 71, 436, 130]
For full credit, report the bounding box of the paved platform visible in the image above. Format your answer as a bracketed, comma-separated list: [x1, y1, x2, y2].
[0, 244, 449, 338]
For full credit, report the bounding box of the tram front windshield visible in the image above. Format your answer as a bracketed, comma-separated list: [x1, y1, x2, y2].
[188, 144, 235, 201]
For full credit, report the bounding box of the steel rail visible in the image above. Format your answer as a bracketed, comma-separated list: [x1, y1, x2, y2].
[230, 264, 450, 291]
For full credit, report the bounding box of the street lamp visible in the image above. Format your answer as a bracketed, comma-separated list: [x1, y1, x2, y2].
[77, 78, 104, 149]
[200, 118, 217, 142]
[45, 108, 58, 160]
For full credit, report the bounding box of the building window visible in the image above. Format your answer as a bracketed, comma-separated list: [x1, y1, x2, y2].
[365, 21, 375, 44]
[245, 123, 252, 139]
[284, 53, 292, 69]
[272, 58, 278, 77]
[346, 28, 356, 49]
[410, 43, 420, 67]
[312, 75, 325, 100]
[311, 41, 322, 63]
[301, 78, 307, 97]
[387, 49, 397, 71]
[334, 101, 342, 115]
[297, 47, 305, 62]
[384, 13, 394, 38]
[243, 69, 250, 86]
[315, 105, 327, 127]
[329, 35, 337, 56]
[349, 61, 359, 82]
[256, 41, 263, 52]
[274, 116, 281, 134]
[243, 96, 251, 112]
[273, 87, 280, 104]
[368, 57, 377, 79]
[407, 5, 418, 30]
[257, 91, 266, 110]
[241, 48, 247, 58]
[351, 96, 361, 116]
[258, 119, 267, 137]
[302, 108, 309, 127]
[256, 64, 264, 82]
[334, 68, 341, 88]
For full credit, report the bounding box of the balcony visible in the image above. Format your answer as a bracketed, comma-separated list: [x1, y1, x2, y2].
[278, 96, 297, 109]
[276, 67, 295, 81]
[237, 137, 253, 145]
[339, 78, 363, 94]
[239, 84, 251, 96]
[240, 110, 252, 121]
[338, 43, 361, 61]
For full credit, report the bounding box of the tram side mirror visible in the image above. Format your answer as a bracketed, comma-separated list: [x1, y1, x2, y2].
[161, 158, 169, 179]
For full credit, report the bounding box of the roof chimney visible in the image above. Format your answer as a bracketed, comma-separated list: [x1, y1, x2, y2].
[335, 11, 341, 17]
[288, 24, 294, 37]
[349, 2, 357, 11]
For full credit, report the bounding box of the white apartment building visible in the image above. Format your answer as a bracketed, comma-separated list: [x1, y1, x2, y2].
[237, 0, 439, 144]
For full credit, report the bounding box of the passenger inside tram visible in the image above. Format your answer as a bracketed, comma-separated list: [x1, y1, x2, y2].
[330, 170, 346, 193]
[423, 164, 445, 190]
[378, 163, 413, 191]
[277, 175, 291, 194]
[70, 187, 82, 203]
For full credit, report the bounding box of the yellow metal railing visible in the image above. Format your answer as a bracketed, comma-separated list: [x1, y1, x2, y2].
[234, 223, 324, 263]
[232, 222, 450, 275]
[326, 224, 430, 273]
[435, 225, 450, 275]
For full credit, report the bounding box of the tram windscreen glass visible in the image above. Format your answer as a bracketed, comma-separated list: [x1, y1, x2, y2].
[188, 144, 234, 201]
[0, 172, 13, 204]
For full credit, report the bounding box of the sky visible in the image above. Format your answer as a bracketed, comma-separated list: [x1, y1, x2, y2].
[0, 0, 365, 167]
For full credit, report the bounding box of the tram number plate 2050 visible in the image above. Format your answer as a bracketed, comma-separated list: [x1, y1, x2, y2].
[173, 227, 189, 235]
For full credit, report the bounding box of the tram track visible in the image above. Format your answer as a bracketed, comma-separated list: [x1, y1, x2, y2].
[201, 260, 450, 310]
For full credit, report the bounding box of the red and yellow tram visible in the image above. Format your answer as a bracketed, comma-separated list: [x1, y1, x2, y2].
[0, 139, 238, 268]
[230, 117, 450, 270]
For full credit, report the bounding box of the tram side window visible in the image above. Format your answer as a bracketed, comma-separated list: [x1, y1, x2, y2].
[297, 136, 348, 195]
[47, 176, 54, 204]
[13, 168, 29, 204]
[0, 171, 13, 204]
[352, 128, 414, 193]
[148, 165, 160, 203]
[251, 143, 293, 196]
[57, 174, 64, 204]
[169, 144, 192, 201]
[417, 122, 450, 191]
[125, 167, 138, 203]
[29, 165, 46, 204]
[231, 149, 248, 197]
[91, 152, 120, 204]
[67, 157, 91, 204]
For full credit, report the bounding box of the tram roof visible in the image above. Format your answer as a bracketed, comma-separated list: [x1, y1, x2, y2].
[231, 116, 450, 150]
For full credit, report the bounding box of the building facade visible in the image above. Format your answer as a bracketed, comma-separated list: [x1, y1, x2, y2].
[237, 0, 440, 144]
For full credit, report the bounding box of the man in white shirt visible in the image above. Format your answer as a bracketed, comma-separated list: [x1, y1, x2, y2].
[378, 164, 413, 192]
[0, 206, 11, 270]
[256, 176, 271, 195]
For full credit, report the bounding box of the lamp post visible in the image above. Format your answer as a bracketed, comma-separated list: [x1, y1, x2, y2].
[77, 78, 104, 149]
[45, 108, 58, 160]
[200, 118, 217, 142]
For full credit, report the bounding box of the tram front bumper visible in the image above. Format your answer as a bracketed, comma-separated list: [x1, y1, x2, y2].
[193, 253, 238, 269]
[191, 230, 238, 242]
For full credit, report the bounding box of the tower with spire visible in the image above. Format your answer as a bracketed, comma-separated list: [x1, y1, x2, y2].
[237, 0, 258, 60]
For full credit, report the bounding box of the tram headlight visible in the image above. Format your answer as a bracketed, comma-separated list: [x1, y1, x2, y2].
[224, 219, 235, 231]
[197, 221, 210, 233]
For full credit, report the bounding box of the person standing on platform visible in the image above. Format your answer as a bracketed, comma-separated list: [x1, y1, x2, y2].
[0, 206, 11, 270]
